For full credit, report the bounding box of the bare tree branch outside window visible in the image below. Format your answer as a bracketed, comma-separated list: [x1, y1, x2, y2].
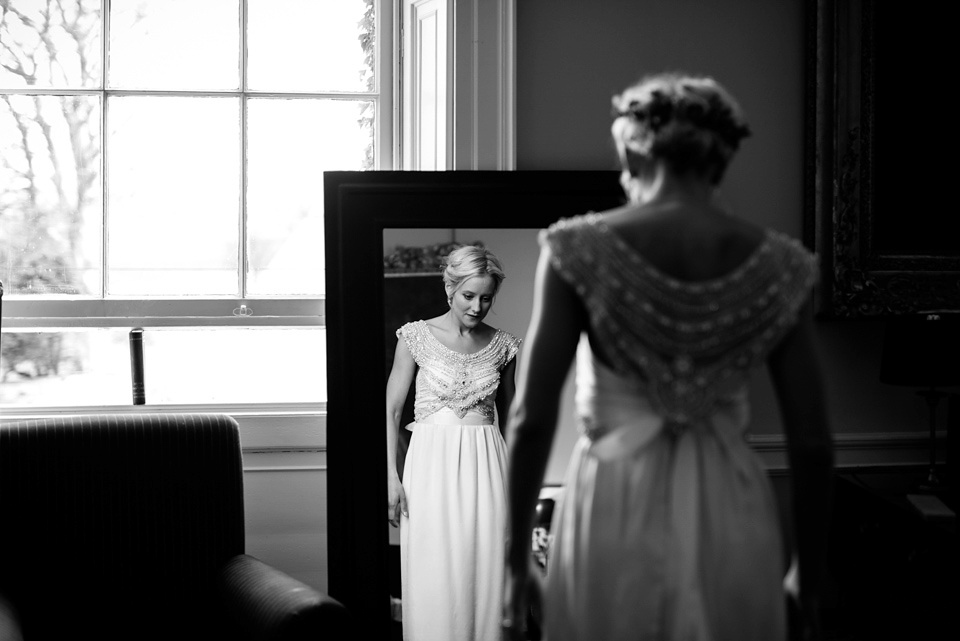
[1, 0, 378, 402]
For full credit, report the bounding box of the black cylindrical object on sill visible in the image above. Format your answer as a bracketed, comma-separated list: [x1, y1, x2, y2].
[129, 328, 145, 405]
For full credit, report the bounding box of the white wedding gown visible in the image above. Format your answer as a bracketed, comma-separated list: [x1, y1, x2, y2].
[539, 214, 819, 641]
[396, 320, 521, 641]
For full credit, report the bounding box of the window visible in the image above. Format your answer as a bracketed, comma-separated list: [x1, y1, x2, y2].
[399, 0, 515, 171]
[0, 0, 392, 410]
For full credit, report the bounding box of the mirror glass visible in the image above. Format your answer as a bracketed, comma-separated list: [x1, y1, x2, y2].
[381, 228, 540, 544]
[380, 228, 542, 638]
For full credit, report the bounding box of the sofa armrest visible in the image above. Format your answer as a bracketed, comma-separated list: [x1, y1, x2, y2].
[218, 554, 349, 641]
[0, 593, 24, 641]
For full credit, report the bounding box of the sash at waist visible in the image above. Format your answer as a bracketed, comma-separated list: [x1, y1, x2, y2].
[409, 407, 494, 429]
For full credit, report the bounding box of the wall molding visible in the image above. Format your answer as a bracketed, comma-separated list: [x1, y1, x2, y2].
[4, 410, 939, 474]
[748, 429, 944, 471]
[242, 446, 326, 473]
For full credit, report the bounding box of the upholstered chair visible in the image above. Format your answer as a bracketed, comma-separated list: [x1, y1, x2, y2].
[0, 413, 347, 641]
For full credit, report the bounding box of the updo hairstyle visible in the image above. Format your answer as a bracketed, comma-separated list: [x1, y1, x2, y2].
[442, 245, 505, 298]
[611, 72, 751, 187]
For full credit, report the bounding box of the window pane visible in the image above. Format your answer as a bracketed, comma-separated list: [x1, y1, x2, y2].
[245, 98, 374, 296]
[0, 0, 102, 89]
[143, 327, 326, 404]
[107, 96, 240, 296]
[107, 0, 239, 91]
[0, 329, 130, 406]
[0, 327, 326, 406]
[247, 0, 375, 93]
[0, 94, 102, 296]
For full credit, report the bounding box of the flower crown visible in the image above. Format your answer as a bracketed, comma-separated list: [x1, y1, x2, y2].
[613, 89, 752, 147]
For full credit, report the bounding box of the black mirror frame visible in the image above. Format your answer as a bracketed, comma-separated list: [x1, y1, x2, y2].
[322, 169, 623, 638]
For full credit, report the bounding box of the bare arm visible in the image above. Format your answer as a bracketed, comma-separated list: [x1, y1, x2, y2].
[505, 246, 586, 572]
[386, 338, 416, 527]
[496, 356, 518, 438]
[502, 245, 586, 639]
[767, 302, 834, 633]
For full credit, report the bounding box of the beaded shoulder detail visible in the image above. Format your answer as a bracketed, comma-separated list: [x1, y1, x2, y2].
[540, 213, 818, 425]
[397, 320, 521, 421]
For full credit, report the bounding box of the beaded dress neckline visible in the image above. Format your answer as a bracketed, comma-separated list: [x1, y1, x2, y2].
[398, 320, 521, 422]
[420, 320, 503, 357]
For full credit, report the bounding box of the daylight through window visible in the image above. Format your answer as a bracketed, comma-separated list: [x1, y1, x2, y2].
[0, 0, 388, 407]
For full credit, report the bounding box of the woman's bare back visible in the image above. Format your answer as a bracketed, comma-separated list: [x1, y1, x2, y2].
[601, 201, 766, 282]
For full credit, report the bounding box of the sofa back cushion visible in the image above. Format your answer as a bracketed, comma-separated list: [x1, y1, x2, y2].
[0, 413, 246, 638]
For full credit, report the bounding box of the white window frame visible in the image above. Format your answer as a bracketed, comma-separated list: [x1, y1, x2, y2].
[2, 0, 516, 433]
[401, 0, 515, 170]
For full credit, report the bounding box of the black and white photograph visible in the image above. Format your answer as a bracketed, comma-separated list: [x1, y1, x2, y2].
[2, 2, 955, 641]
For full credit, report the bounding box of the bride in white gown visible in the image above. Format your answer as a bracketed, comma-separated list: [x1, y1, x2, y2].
[386, 245, 521, 641]
[503, 72, 834, 641]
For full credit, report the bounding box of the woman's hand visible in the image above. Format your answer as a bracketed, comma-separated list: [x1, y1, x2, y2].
[387, 473, 407, 527]
[784, 556, 823, 641]
[502, 562, 544, 641]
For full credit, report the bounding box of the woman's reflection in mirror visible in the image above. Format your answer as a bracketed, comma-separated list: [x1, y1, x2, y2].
[386, 245, 522, 641]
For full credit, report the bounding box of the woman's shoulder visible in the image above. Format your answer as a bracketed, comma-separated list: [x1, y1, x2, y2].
[422, 315, 447, 329]
[540, 211, 600, 242]
[762, 228, 819, 277]
[538, 212, 607, 262]
[488, 326, 522, 361]
[477, 321, 518, 343]
[493, 326, 522, 345]
[540, 201, 649, 245]
[763, 226, 814, 254]
[398, 318, 425, 329]
[396, 319, 426, 337]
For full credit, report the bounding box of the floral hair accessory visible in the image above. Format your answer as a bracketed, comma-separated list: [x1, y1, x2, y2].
[613, 89, 752, 147]
[612, 91, 674, 132]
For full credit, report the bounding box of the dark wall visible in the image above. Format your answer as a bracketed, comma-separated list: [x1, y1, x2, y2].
[515, 0, 928, 453]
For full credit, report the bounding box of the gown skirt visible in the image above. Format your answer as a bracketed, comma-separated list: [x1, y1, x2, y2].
[400, 408, 508, 641]
[543, 353, 788, 641]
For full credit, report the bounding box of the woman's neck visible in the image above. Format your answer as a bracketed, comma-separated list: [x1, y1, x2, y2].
[441, 311, 479, 337]
[630, 164, 717, 207]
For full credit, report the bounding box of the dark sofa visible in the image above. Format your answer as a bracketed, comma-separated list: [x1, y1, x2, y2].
[0, 413, 347, 641]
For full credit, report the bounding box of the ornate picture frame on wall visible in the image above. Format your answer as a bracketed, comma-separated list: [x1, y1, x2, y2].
[804, 0, 959, 318]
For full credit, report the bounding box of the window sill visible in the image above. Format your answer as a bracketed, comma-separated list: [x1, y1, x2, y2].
[0, 402, 327, 452]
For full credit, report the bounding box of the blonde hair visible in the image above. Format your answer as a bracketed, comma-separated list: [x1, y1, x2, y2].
[442, 245, 505, 296]
[611, 72, 751, 186]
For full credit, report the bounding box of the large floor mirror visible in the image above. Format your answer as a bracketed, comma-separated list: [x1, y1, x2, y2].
[323, 170, 622, 638]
